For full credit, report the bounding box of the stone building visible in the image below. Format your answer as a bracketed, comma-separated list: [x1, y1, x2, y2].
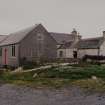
[57, 29, 81, 58]
[76, 31, 105, 58]
[58, 30, 105, 59]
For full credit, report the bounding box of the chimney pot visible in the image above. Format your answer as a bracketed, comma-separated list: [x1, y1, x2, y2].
[71, 28, 77, 35]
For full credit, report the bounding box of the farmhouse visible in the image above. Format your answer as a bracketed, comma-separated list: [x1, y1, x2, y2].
[58, 31, 105, 59]
[76, 31, 105, 58]
[0, 24, 57, 67]
[57, 29, 81, 58]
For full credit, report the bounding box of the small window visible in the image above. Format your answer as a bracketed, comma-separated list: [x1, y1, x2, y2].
[37, 33, 43, 40]
[0, 48, 2, 56]
[59, 51, 63, 57]
[11, 45, 15, 57]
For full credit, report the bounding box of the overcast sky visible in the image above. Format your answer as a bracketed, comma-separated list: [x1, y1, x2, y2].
[0, 0, 105, 38]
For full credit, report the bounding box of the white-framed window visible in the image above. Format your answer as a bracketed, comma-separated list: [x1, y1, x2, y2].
[59, 51, 63, 57]
[11, 45, 15, 57]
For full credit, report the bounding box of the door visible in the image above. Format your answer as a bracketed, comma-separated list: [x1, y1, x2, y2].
[73, 51, 77, 59]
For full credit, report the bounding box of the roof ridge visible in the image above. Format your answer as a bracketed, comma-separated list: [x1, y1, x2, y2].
[82, 36, 103, 41]
[9, 24, 39, 35]
[50, 32, 72, 35]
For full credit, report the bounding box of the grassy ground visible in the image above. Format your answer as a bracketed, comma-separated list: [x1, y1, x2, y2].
[1, 63, 105, 91]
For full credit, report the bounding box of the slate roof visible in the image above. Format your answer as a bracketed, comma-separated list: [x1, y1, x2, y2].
[50, 32, 75, 44]
[0, 35, 8, 43]
[0, 24, 40, 46]
[75, 37, 104, 49]
[58, 41, 74, 49]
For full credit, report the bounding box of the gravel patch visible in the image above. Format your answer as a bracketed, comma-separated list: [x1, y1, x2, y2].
[0, 84, 105, 105]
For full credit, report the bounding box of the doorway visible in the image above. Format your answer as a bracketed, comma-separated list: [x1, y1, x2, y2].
[73, 51, 77, 59]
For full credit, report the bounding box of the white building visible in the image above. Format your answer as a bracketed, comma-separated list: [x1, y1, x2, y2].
[57, 29, 81, 58]
[58, 31, 105, 59]
[77, 31, 105, 58]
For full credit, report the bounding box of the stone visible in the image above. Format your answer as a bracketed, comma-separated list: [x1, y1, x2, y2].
[91, 76, 97, 80]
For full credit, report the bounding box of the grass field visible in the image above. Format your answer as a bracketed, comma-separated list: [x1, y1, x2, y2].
[1, 64, 105, 91]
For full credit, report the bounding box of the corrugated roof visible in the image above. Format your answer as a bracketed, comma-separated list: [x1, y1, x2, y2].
[0, 24, 39, 46]
[76, 37, 104, 49]
[50, 32, 75, 44]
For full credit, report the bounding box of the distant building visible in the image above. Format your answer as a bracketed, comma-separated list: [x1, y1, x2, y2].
[56, 29, 81, 58]
[58, 30, 105, 59]
[76, 31, 105, 58]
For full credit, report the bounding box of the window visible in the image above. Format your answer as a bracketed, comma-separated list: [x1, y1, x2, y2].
[0, 48, 2, 56]
[37, 33, 43, 40]
[12, 45, 15, 57]
[59, 51, 63, 57]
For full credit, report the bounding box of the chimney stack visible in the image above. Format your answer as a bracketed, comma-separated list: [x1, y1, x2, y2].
[71, 28, 77, 35]
[71, 29, 82, 42]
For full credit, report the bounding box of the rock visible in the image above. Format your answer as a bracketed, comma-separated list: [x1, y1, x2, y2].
[91, 76, 97, 80]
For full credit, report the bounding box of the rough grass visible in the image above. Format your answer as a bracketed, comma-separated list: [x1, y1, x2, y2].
[1, 64, 105, 90]
[37, 65, 105, 79]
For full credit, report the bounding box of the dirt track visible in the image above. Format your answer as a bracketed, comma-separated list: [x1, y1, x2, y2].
[0, 84, 105, 105]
